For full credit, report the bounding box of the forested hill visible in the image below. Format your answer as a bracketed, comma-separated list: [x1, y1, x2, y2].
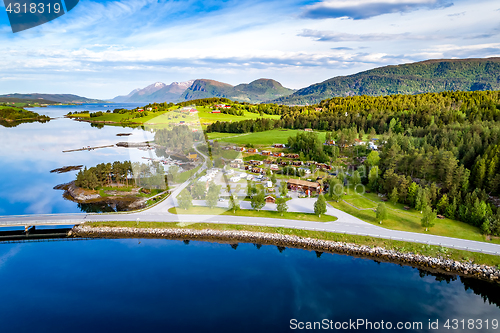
[179, 78, 295, 103]
[0, 93, 104, 104]
[272, 58, 500, 105]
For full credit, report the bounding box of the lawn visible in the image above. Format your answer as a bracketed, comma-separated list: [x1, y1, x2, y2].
[168, 206, 337, 222]
[209, 129, 327, 146]
[329, 187, 499, 244]
[175, 165, 202, 183]
[69, 105, 280, 127]
[87, 221, 500, 266]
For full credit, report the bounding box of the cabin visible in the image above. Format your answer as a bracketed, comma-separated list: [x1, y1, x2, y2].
[286, 153, 300, 159]
[248, 160, 263, 166]
[211, 110, 221, 113]
[324, 140, 335, 146]
[247, 148, 258, 153]
[265, 195, 276, 203]
[251, 167, 263, 174]
[287, 179, 322, 194]
[273, 152, 285, 157]
[354, 139, 366, 146]
[270, 164, 279, 171]
[262, 151, 272, 156]
[188, 153, 197, 160]
[304, 128, 313, 132]
[273, 143, 286, 148]
[235, 147, 245, 152]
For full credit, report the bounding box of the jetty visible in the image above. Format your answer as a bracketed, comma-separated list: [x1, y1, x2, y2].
[63, 145, 115, 153]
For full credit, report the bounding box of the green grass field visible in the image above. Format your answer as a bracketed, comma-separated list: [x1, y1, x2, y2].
[69, 105, 279, 127]
[87, 221, 500, 266]
[208, 129, 327, 146]
[329, 187, 499, 244]
[168, 206, 337, 222]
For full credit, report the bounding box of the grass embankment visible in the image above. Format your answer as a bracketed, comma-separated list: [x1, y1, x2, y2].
[329, 188, 500, 244]
[68, 105, 279, 127]
[86, 221, 500, 267]
[207, 129, 327, 146]
[175, 165, 202, 183]
[168, 206, 337, 222]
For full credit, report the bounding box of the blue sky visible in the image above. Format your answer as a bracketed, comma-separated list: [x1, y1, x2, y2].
[0, 0, 499, 99]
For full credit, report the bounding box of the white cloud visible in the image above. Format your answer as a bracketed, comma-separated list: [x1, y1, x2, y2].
[0, 0, 498, 97]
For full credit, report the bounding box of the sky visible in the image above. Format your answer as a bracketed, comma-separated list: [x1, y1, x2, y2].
[0, 0, 499, 99]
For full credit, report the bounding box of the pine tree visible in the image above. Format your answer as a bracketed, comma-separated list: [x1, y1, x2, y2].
[368, 166, 379, 191]
[389, 187, 399, 205]
[206, 182, 221, 209]
[276, 197, 288, 216]
[314, 195, 327, 217]
[328, 177, 343, 201]
[376, 203, 388, 224]
[445, 197, 457, 219]
[421, 206, 437, 230]
[352, 170, 361, 186]
[251, 189, 265, 211]
[436, 194, 449, 214]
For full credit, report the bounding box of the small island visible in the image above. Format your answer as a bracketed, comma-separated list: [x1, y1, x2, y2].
[56, 161, 169, 212]
[0, 105, 50, 127]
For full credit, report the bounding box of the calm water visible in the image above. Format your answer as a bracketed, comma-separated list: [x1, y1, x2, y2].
[0, 103, 159, 215]
[0, 238, 499, 332]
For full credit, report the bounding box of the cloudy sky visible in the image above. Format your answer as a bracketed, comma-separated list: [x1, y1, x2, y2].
[0, 0, 499, 99]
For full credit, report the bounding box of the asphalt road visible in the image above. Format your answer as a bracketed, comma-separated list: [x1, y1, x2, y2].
[1, 143, 500, 255]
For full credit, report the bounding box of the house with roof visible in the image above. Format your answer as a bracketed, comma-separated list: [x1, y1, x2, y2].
[286, 179, 322, 194]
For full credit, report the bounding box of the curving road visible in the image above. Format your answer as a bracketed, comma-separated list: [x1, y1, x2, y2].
[1, 144, 500, 255]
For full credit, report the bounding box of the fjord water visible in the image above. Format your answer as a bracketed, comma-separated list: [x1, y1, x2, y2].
[0, 103, 154, 215]
[0, 238, 499, 332]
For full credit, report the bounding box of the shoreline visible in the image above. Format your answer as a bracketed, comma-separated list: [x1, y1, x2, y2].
[72, 225, 500, 282]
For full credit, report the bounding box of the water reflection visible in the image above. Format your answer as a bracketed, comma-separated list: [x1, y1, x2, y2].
[0, 103, 155, 215]
[0, 239, 498, 332]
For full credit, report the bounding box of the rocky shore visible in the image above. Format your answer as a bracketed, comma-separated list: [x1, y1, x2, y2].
[54, 182, 148, 210]
[72, 225, 500, 282]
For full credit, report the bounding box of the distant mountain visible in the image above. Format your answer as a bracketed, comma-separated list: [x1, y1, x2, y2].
[179, 78, 295, 103]
[272, 57, 500, 105]
[180, 79, 234, 101]
[112, 80, 195, 103]
[0, 96, 60, 105]
[0, 93, 104, 104]
[111, 88, 141, 103]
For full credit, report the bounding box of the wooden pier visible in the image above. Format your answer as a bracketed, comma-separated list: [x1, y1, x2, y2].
[63, 145, 115, 153]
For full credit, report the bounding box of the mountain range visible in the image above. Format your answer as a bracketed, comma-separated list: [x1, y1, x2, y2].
[3, 57, 499, 106]
[0, 93, 104, 104]
[113, 78, 295, 104]
[271, 57, 500, 105]
[111, 81, 195, 103]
